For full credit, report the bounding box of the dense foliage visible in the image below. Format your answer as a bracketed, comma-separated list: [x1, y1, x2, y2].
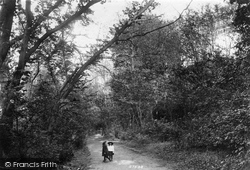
[106, 3, 250, 169]
[110, 3, 250, 156]
[4, 78, 91, 163]
[0, 0, 156, 165]
[170, 55, 250, 150]
[2, 0, 250, 169]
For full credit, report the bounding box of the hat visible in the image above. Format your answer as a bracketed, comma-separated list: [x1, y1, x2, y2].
[108, 142, 113, 145]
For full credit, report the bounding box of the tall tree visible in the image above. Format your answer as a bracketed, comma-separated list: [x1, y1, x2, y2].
[110, 16, 182, 128]
[0, 0, 16, 69]
[110, 3, 237, 132]
[230, 0, 250, 59]
[0, 0, 156, 158]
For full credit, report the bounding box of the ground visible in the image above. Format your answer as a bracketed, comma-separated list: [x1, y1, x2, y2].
[87, 134, 173, 170]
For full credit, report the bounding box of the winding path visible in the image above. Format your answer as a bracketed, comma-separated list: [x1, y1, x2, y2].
[87, 134, 173, 170]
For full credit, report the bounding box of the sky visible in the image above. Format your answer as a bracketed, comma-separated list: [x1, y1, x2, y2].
[72, 0, 230, 88]
[20, 0, 229, 48]
[22, 0, 230, 87]
[73, 0, 229, 48]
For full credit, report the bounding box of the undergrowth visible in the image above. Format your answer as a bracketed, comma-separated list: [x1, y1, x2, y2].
[123, 137, 250, 170]
[59, 140, 91, 170]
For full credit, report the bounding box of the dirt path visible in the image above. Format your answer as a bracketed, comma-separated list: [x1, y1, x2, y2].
[87, 134, 173, 170]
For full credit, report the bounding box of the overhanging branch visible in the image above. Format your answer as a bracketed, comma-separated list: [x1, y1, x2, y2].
[31, 0, 65, 31]
[27, 0, 102, 59]
[59, 0, 155, 99]
[119, 0, 193, 42]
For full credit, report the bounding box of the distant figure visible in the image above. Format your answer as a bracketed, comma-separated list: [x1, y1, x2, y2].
[107, 142, 114, 161]
[102, 141, 110, 162]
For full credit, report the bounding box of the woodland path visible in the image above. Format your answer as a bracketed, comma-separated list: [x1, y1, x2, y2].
[87, 134, 173, 170]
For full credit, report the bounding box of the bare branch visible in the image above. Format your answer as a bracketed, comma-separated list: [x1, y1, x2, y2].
[59, 0, 155, 99]
[31, 60, 40, 83]
[119, 0, 193, 41]
[27, 0, 102, 60]
[95, 63, 113, 75]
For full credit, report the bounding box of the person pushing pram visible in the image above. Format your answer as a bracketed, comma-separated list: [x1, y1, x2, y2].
[102, 141, 114, 162]
[107, 142, 114, 161]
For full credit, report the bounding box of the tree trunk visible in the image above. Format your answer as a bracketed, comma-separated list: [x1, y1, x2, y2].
[0, 0, 16, 158]
[0, 0, 16, 69]
[137, 102, 143, 128]
[0, 0, 34, 158]
[0, 0, 155, 158]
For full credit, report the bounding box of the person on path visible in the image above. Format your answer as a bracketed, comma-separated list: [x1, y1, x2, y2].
[107, 142, 114, 161]
[102, 141, 110, 162]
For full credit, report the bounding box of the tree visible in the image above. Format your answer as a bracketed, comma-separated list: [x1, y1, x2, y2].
[0, 0, 156, 158]
[168, 52, 250, 149]
[177, 3, 236, 62]
[110, 4, 235, 130]
[230, 0, 250, 62]
[109, 3, 250, 152]
[0, 0, 16, 68]
[110, 15, 182, 129]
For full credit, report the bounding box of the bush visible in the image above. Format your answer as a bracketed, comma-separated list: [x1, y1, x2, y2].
[59, 145, 74, 163]
[8, 81, 89, 164]
[132, 133, 151, 145]
[186, 108, 250, 152]
[142, 121, 181, 142]
[72, 135, 84, 149]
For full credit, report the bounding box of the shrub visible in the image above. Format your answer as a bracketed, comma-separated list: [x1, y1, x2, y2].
[72, 135, 84, 149]
[142, 121, 181, 142]
[132, 133, 151, 145]
[8, 81, 89, 164]
[186, 108, 250, 152]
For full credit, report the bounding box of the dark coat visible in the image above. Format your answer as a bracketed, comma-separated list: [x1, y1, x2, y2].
[102, 142, 108, 156]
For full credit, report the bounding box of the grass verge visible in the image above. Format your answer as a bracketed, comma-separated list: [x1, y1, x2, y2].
[122, 139, 250, 170]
